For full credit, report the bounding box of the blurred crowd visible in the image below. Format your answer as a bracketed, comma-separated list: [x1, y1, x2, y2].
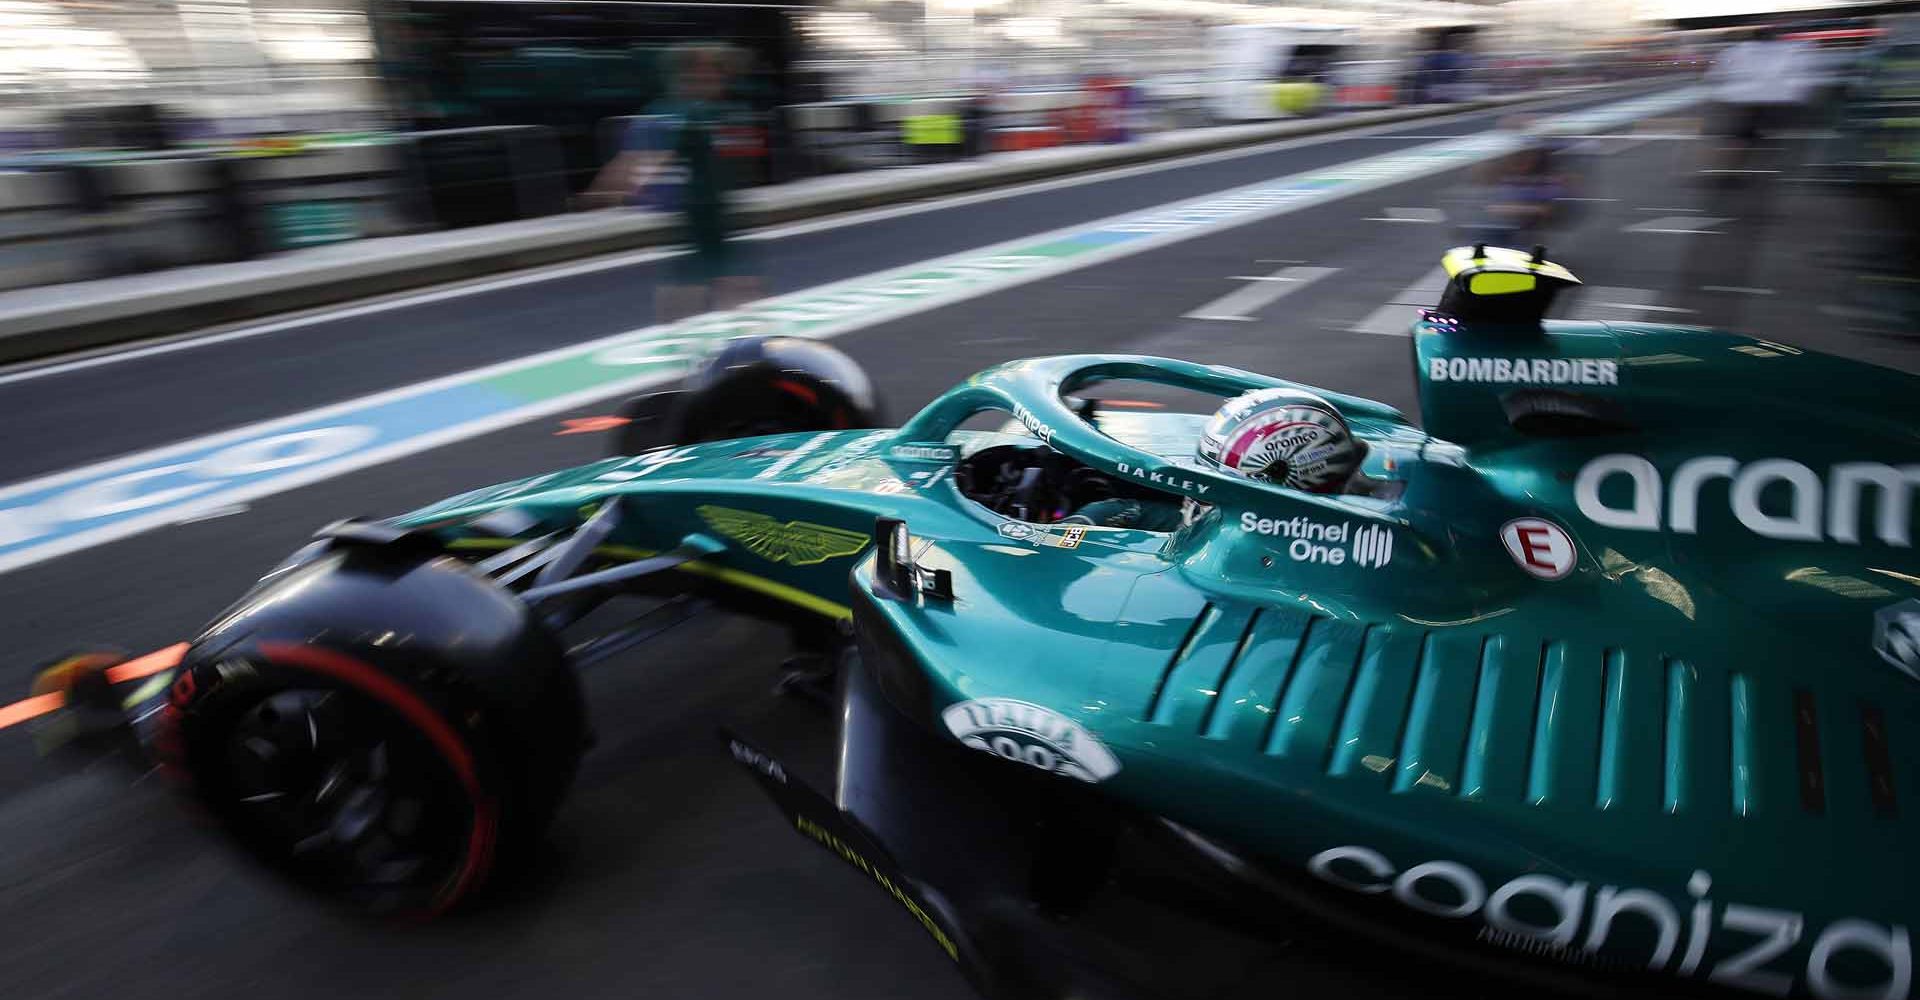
[0, 0, 1915, 335]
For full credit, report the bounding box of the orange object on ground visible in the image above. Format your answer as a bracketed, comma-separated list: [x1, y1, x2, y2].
[556, 416, 632, 436]
[0, 642, 190, 732]
[0, 691, 65, 730]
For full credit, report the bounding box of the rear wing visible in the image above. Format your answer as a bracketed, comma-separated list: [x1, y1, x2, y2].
[1431, 244, 1580, 329]
[1414, 245, 1625, 446]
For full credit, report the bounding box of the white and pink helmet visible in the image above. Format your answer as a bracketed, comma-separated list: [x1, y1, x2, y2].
[1196, 388, 1364, 494]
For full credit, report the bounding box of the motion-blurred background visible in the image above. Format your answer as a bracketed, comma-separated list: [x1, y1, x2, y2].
[2, 6, 1918, 1000]
[0, 0, 1910, 312]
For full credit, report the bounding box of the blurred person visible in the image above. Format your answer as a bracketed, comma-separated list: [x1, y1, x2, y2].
[964, 66, 1009, 157]
[1467, 114, 1579, 247]
[1418, 36, 1475, 104]
[1704, 23, 1815, 174]
[1413, 46, 1453, 103]
[583, 43, 759, 322]
[1831, 36, 1920, 331]
[1673, 22, 1819, 324]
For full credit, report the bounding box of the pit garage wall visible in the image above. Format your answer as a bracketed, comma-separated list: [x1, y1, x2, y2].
[0, 0, 391, 145]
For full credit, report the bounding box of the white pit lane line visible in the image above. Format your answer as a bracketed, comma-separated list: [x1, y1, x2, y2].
[1627, 215, 1730, 235]
[0, 244, 679, 389]
[0, 87, 1703, 577]
[1184, 267, 1339, 322]
[1566, 286, 1695, 319]
[1350, 264, 1450, 337]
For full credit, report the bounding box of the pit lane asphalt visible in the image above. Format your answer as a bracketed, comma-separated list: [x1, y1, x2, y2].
[4, 92, 1919, 1000]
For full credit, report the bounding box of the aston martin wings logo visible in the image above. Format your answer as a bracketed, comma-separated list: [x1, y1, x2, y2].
[697, 505, 870, 566]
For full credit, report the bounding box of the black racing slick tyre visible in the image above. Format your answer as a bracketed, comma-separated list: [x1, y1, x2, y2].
[157, 548, 587, 917]
[610, 335, 883, 455]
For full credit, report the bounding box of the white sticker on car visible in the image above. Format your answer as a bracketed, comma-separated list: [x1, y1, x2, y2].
[942, 698, 1120, 782]
[1501, 518, 1577, 580]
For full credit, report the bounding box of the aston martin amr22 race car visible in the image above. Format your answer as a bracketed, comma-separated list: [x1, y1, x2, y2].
[39, 247, 1920, 1000]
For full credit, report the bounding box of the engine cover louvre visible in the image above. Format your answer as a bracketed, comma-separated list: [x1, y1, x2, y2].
[1136, 604, 1904, 830]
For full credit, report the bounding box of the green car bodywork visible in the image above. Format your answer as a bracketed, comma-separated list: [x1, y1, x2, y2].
[396, 251, 1920, 999]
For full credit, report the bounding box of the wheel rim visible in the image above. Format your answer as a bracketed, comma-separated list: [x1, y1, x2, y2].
[222, 688, 472, 911]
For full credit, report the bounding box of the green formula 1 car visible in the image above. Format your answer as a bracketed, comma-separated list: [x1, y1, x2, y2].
[46, 247, 1919, 999]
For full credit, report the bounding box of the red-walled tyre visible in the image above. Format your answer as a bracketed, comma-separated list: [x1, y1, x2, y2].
[156, 545, 586, 917]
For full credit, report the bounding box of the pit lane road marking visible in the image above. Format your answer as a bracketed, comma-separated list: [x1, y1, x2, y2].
[0, 87, 1701, 577]
[1184, 266, 1339, 322]
[1349, 264, 1450, 337]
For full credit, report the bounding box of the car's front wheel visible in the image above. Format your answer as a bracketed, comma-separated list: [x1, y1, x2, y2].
[157, 548, 586, 917]
[182, 653, 497, 916]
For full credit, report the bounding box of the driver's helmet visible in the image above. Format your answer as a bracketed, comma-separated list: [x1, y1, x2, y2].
[1196, 388, 1363, 494]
